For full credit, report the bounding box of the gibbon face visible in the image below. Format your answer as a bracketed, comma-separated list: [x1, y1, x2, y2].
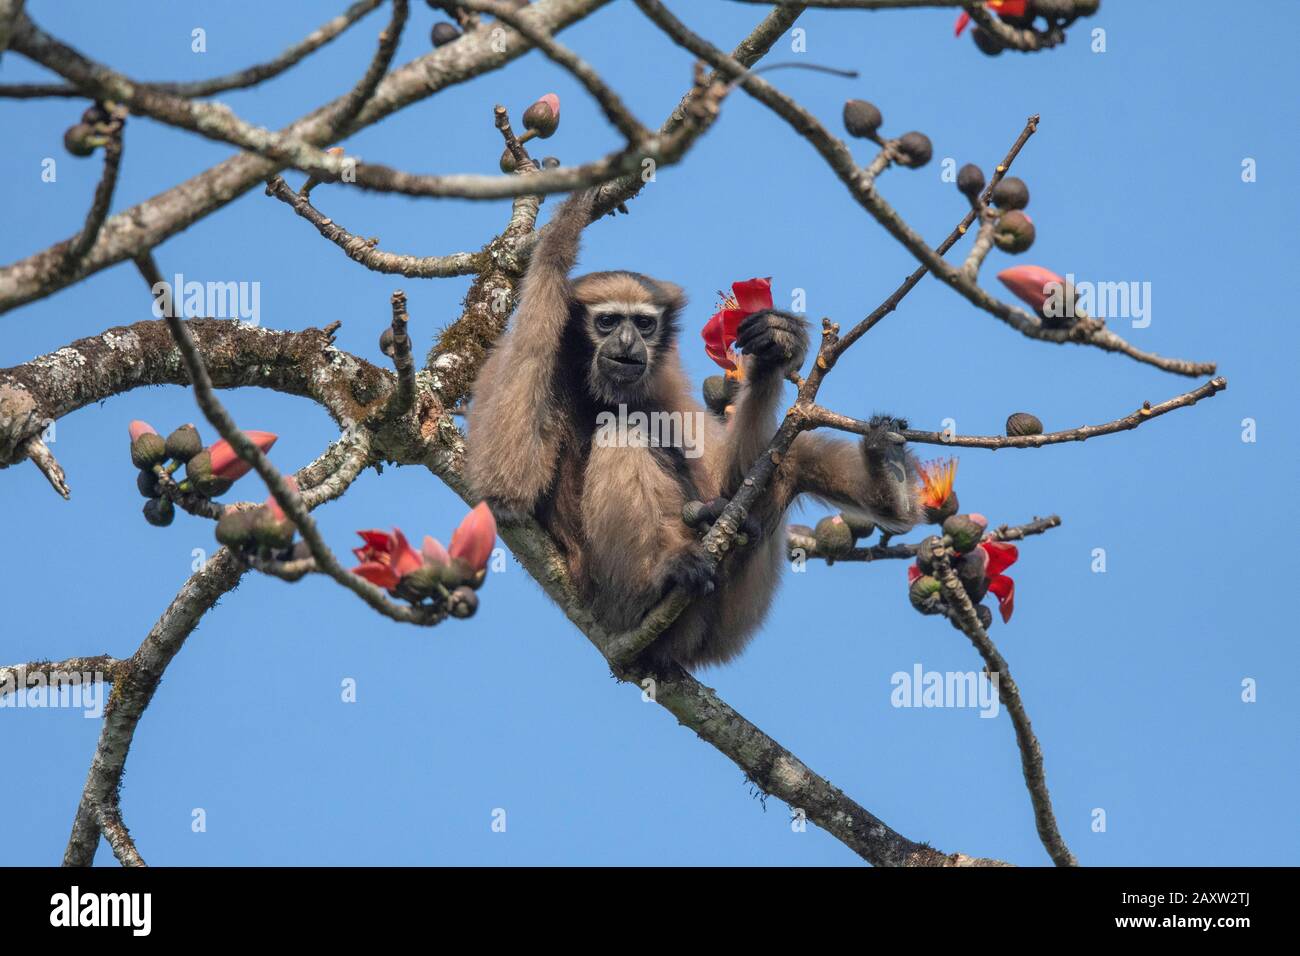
[572, 271, 685, 405]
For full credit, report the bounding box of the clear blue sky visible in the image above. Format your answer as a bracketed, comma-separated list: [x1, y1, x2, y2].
[2, 1, 1296, 866]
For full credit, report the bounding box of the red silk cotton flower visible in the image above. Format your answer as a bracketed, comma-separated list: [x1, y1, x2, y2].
[954, 0, 1029, 36]
[979, 539, 1019, 623]
[702, 277, 773, 380]
[351, 528, 423, 592]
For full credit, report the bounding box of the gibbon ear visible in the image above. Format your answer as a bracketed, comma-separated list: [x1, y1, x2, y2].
[654, 279, 687, 313]
[653, 279, 687, 338]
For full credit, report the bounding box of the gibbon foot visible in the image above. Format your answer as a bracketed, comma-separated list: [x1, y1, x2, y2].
[484, 496, 532, 528]
[861, 413, 909, 450]
[735, 309, 809, 375]
[665, 546, 717, 597]
[681, 497, 762, 545]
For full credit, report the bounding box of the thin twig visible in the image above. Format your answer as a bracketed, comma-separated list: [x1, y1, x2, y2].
[0, 0, 385, 99]
[264, 175, 485, 277]
[452, 0, 649, 143]
[386, 290, 417, 416]
[59, 111, 125, 276]
[19, 433, 69, 498]
[931, 544, 1077, 866]
[789, 514, 1061, 561]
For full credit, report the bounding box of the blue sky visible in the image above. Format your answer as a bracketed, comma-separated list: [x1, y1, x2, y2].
[1, 1, 1297, 866]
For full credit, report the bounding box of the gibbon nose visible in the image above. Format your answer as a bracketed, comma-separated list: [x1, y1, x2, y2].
[616, 324, 638, 351]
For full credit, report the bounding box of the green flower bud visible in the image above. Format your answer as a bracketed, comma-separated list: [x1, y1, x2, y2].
[522, 95, 560, 139]
[448, 585, 479, 619]
[957, 163, 986, 198]
[130, 432, 167, 469]
[63, 124, 97, 157]
[924, 490, 959, 526]
[943, 514, 985, 554]
[840, 511, 875, 540]
[195, 476, 231, 499]
[1006, 412, 1044, 437]
[895, 131, 933, 169]
[994, 210, 1035, 254]
[431, 22, 461, 47]
[143, 497, 175, 527]
[909, 574, 943, 613]
[186, 449, 213, 483]
[164, 424, 203, 462]
[215, 508, 258, 548]
[81, 103, 111, 126]
[842, 99, 883, 139]
[991, 176, 1030, 210]
[252, 507, 296, 550]
[956, 549, 990, 602]
[137, 468, 161, 498]
[971, 26, 1005, 56]
[814, 514, 854, 558]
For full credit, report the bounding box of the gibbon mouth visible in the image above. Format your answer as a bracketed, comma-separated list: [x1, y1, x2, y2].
[600, 353, 646, 376]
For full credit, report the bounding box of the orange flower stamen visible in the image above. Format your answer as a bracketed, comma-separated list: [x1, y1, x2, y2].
[917, 457, 958, 509]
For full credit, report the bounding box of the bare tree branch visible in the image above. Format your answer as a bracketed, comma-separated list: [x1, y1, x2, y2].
[265, 175, 485, 277]
[930, 544, 1077, 866]
[805, 377, 1230, 448]
[0, 0, 611, 315]
[0, 0, 385, 99]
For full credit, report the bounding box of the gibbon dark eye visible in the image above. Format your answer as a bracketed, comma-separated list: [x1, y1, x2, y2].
[594, 313, 619, 333]
[634, 315, 656, 334]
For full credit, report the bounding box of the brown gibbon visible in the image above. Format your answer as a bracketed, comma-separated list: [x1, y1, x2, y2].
[466, 189, 923, 669]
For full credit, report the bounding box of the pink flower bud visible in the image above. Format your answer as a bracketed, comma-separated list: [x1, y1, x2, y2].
[128, 420, 158, 442]
[206, 431, 278, 482]
[263, 476, 299, 522]
[997, 265, 1066, 317]
[448, 502, 497, 573]
[422, 535, 450, 567]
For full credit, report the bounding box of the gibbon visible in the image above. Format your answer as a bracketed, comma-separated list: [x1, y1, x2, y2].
[466, 190, 922, 669]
